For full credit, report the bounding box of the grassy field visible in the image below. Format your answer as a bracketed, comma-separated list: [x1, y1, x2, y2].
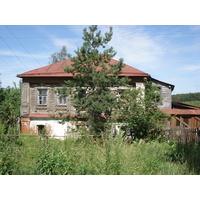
[183, 101, 200, 107]
[1, 134, 200, 175]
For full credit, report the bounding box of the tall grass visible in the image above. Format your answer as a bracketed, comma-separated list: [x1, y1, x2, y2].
[0, 133, 200, 175]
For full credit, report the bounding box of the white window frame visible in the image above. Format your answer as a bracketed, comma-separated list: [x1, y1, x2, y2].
[57, 94, 67, 105]
[38, 89, 47, 105]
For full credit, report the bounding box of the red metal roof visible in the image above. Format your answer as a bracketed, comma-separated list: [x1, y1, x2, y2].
[172, 101, 200, 110]
[161, 109, 200, 115]
[17, 58, 150, 78]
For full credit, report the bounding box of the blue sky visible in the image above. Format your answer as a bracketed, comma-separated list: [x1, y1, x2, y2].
[0, 25, 200, 94]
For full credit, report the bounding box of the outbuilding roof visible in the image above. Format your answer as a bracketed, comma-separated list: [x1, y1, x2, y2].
[161, 109, 200, 115]
[161, 101, 200, 115]
[17, 58, 150, 78]
[172, 101, 200, 110]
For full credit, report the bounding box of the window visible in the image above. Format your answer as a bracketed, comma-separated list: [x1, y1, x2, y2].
[57, 94, 67, 105]
[38, 89, 47, 105]
[57, 93, 67, 105]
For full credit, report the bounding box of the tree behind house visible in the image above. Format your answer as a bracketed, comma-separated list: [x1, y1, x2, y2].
[49, 46, 71, 64]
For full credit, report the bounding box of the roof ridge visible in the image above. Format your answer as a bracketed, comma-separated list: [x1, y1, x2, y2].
[17, 58, 150, 78]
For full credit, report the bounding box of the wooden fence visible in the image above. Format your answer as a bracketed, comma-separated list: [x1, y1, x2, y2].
[164, 127, 200, 144]
[1, 127, 200, 145]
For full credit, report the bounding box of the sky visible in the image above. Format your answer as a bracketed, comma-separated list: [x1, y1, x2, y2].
[0, 25, 200, 94]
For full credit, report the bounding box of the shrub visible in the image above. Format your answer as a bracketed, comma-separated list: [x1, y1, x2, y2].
[119, 82, 170, 140]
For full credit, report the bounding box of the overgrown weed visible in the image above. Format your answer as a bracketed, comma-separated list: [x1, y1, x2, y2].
[1, 133, 200, 175]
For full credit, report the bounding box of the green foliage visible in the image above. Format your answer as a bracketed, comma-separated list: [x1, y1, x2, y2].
[0, 119, 199, 175]
[49, 46, 71, 64]
[1, 135, 199, 175]
[63, 25, 129, 135]
[167, 142, 200, 174]
[183, 101, 200, 107]
[0, 146, 16, 175]
[0, 84, 20, 134]
[172, 92, 200, 107]
[35, 145, 67, 175]
[172, 92, 200, 102]
[120, 82, 170, 140]
[0, 130, 22, 175]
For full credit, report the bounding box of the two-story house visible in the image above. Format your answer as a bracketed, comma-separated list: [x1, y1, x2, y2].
[17, 58, 174, 137]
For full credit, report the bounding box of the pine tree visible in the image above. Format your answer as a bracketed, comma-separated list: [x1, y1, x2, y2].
[64, 25, 128, 135]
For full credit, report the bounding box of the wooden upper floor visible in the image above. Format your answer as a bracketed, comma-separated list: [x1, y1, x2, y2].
[17, 58, 174, 116]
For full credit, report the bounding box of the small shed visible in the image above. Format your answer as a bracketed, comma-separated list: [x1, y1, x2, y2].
[162, 101, 200, 129]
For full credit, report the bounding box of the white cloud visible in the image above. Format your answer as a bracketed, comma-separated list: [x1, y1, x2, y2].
[48, 35, 82, 54]
[184, 65, 200, 71]
[0, 50, 50, 60]
[0, 50, 30, 57]
[44, 25, 166, 69]
[109, 27, 165, 69]
[35, 25, 83, 55]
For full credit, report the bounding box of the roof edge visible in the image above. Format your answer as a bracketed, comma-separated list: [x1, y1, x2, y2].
[161, 108, 200, 115]
[151, 77, 175, 91]
[16, 58, 150, 78]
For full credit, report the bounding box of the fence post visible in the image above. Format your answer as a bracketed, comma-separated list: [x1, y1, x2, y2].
[169, 128, 173, 142]
[197, 128, 200, 145]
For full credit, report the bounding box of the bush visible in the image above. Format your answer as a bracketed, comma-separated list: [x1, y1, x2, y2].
[0, 84, 20, 135]
[119, 82, 170, 140]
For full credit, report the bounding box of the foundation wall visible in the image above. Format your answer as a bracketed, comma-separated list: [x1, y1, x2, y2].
[20, 117, 76, 138]
[21, 117, 30, 134]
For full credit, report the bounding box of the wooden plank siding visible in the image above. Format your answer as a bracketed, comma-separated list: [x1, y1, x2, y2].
[164, 114, 200, 144]
[169, 116, 200, 129]
[164, 127, 200, 144]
